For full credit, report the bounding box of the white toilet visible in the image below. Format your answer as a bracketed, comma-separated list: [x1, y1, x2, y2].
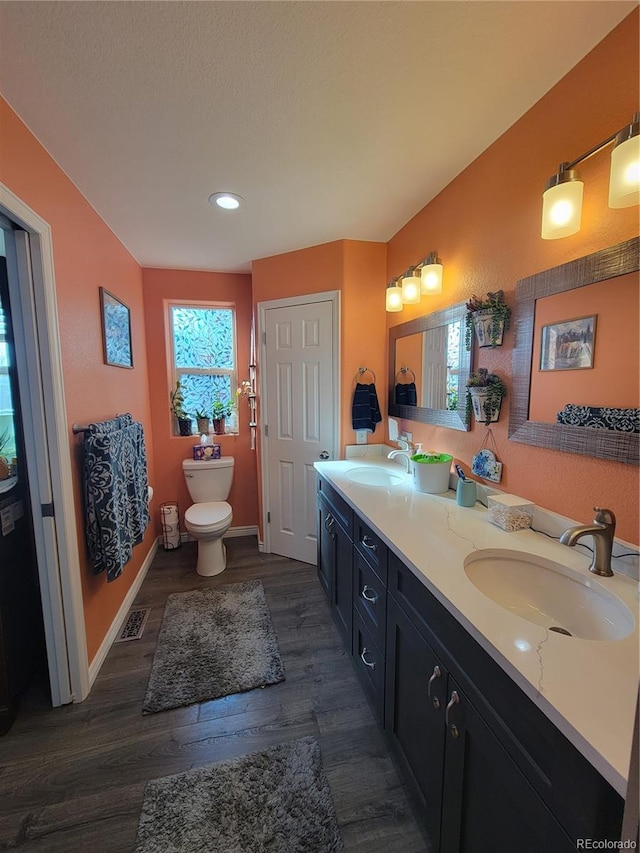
[182, 457, 234, 576]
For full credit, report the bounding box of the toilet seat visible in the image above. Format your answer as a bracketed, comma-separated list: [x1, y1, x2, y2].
[185, 501, 232, 533]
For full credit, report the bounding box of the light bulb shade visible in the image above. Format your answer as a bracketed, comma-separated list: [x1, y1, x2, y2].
[401, 272, 421, 304]
[421, 262, 443, 295]
[385, 281, 403, 312]
[541, 170, 584, 239]
[609, 121, 640, 208]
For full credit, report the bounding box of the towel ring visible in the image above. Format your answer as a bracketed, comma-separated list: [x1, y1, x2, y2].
[395, 366, 416, 383]
[355, 366, 376, 383]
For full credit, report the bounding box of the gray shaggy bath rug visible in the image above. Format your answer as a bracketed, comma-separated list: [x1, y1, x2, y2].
[142, 580, 285, 714]
[134, 737, 344, 852]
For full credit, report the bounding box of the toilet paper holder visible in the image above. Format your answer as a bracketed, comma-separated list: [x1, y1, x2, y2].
[160, 501, 181, 550]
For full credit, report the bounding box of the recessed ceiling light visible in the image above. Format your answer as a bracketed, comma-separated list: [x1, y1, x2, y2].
[208, 192, 244, 210]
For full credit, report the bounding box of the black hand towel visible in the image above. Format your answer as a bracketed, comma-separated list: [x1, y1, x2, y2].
[395, 382, 417, 406]
[352, 382, 382, 433]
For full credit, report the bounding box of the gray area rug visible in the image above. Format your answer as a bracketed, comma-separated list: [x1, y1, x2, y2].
[142, 580, 285, 714]
[134, 736, 345, 853]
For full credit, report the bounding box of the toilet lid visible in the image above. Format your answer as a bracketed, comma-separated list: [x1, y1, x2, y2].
[185, 501, 232, 528]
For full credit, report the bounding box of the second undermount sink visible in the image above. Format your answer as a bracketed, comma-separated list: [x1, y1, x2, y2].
[464, 549, 635, 641]
[344, 466, 405, 487]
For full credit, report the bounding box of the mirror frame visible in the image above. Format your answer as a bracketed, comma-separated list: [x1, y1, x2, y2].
[509, 236, 639, 465]
[388, 301, 471, 431]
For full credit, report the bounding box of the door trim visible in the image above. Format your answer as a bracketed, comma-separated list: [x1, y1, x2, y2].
[0, 183, 89, 704]
[257, 290, 340, 555]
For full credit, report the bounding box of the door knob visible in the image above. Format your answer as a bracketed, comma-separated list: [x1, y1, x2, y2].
[319, 450, 330, 459]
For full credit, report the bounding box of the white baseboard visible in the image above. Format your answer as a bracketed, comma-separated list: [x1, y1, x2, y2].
[168, 524, 259, 544]
[88, 538, 159, 686]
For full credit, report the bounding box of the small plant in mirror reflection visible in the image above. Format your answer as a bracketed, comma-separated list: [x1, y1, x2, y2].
[465, 369, 507, 425]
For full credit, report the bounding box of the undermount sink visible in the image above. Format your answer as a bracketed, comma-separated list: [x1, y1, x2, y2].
[464, 549, 635, 641]
[344, 466, 404, 487]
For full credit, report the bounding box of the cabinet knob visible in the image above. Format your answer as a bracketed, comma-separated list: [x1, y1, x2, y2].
[324, 514, 335, 539]
[361, 535, 377, 552]
[445, 689, 460, 737]
[361, 585, 378, 604]
[427, 665, 442, 710]
[360, 647, 376, 670]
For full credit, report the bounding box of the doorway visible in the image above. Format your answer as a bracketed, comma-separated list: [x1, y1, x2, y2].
[259, 292, 339, 564]
[0, 187, 89, 710]
[0, 253, 47, 731]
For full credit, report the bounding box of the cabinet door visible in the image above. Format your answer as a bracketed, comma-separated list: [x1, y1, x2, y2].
[316, 496, 333, 601]
[332, 518, 353, 654]
[441, 677, 576, 853]
[385, 595, 447, 848]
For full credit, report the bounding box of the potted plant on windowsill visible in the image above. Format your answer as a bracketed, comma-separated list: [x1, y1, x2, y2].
[170, 381, 193, 436]
[0, 428, 11, 480]
[211, 396, 233, 435]
[195, 409, 211, 436]
[465, 290, 512, 350]
[465, 369, 507, 425]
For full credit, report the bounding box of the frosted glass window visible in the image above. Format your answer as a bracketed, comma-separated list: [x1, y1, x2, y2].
[169, 305, 237, 435]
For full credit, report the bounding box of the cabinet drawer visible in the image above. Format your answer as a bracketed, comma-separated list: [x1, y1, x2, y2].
[353, 550, 386, 651]
[317, 476, 353, 537]
[354, 515, 387, 582]
[353, 609, 385, 723]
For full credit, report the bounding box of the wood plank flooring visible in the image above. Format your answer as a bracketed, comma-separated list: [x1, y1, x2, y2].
[0, 537, 430, 852]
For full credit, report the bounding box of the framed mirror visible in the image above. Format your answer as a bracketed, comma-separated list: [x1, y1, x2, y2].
[509, 237, 639, 465]
[388, 301, 471, 431]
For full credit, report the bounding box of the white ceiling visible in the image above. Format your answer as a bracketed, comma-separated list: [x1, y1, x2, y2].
[0, 1, 634, 273]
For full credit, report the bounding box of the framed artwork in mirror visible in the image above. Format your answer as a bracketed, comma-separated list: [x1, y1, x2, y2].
[539, 315, 596, 371]
[100, 287, 133, 369]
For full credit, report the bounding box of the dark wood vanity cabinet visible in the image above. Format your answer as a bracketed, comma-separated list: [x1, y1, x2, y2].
[316, 477, 624, 851]
[317, 480, 353, 654]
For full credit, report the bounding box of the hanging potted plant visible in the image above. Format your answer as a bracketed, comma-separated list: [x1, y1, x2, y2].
[211, 395, 233, 435]
[466, 369, 507, 425]
[170, 381, 193, 436]
[465, 290, 512, 350]
[195, 409, 211, 436]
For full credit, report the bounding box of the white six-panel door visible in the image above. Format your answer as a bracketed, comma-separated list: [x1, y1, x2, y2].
[261, 294, 337, 564]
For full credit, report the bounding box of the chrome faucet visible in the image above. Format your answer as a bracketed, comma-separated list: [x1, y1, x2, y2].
[559, 507, 616, 577]
[387, 437, 414, 473]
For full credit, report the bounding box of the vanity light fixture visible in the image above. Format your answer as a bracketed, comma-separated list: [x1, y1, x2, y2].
[385, 278, 403, 313]
[208, 192, 244, 210]
[385, 253, 446, 312]
[541, 113, 640, 240]
[421, 251, 443, 295]
[401, 267, 422, 304]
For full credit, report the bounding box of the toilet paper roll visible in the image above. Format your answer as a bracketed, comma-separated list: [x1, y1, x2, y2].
[160, 502, 181, 550]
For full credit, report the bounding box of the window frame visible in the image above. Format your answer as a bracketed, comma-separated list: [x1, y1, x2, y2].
[167, 300, 238, 436]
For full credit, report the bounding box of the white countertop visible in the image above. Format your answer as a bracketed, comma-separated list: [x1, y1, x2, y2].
[315, 458, 639, 797]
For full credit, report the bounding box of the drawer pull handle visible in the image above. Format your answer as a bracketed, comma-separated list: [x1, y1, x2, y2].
[361, 535, 377, 552]
[360, 647, 376, 670]
[324, 514, 335, 531]
[361, 585, 378, 604]
[445, 690, 460, 738]
[427, 665, 442, 710]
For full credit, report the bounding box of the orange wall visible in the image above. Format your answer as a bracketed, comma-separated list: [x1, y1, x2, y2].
[385, 10, 640, 542]
[142, 267, 258, 532]
[529, 273, 638, 422]
[252, 239, 388, 456]
[0, 98, 157, 663]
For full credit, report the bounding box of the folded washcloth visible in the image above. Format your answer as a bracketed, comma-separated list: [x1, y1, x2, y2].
[352, 382, 382, 433]
[395, 382, 417, 407]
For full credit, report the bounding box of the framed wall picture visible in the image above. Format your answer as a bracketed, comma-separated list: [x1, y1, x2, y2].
[540, 315, 596, 372]
[100, 287, 133, 368]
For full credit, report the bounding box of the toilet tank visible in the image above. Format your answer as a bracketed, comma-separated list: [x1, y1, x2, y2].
[183, 457, 234, 503]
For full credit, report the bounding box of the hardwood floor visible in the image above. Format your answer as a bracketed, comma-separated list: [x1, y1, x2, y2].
[0, 537, 430, 852]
